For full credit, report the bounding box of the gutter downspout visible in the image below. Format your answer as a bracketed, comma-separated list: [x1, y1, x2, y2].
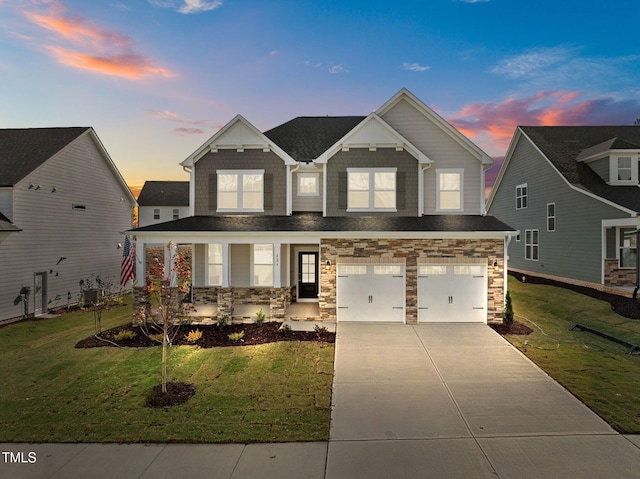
[182, 165, 194, 217]
[288, 163, 301, 216]
[419, 163, 431, 216]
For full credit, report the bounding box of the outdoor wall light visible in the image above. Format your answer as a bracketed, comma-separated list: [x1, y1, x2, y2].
[51, 186, 57, 193]
[117, 243, 122, 249]
[493, 260, 499, 271]
[325, 260, 331, 270]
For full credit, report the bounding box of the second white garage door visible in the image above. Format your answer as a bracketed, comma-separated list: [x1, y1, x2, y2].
[337, 263, 405, 322]
[417, 264, 487, 323]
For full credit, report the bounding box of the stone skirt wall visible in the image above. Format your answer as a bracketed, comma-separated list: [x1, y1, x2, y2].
[604, 259, 636, 287]
[319, 238, 505, 324]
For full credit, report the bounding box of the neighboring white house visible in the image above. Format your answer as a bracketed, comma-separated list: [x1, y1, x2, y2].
[0, 127, 137, 322]
[137, 180, 189, 227]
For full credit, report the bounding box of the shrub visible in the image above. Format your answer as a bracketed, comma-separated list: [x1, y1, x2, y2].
[314, 324, 328, 334]
[217, 314, 229, 329]
[228, 331, 245, 342]
[503, 290, 514, 328]
[255, 308, 266, 326]
[149, 333, 165, 343]
[278, 324, 292, 335]
[185, 329, 203, 343]
[114, 329, 137, 341]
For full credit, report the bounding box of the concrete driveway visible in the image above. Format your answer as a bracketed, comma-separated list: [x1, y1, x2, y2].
[327, 323, 640, 479]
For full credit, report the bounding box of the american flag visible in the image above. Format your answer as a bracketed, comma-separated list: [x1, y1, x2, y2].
[120, 236, 135, 286]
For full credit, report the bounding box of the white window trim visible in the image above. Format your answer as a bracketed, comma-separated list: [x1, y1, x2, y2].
[435, 168, 464, 213]
[172, 208, 179, 220]
[297, 172, 319, 196]
[346, 167, 397, 212]
[251, 243, 274, 287]
[153, 208, 160, 220]
[618, 228, 638, 269]
[217, 169, 265, 213]
[525, 229, 539, 261]
[207, 244, 223, 286]
[547, 203, 556, 232]
[516, 183, 528, 210]
[609, 155, 638, 185]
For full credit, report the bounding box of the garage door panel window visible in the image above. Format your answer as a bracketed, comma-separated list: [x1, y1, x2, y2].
[374, 265, 402, 275]
[338, 264, 367, 275]
[454, 265, 483, 275]
[418, 265, 447, 275]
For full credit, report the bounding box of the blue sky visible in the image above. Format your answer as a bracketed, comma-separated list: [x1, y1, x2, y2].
[1, 0, 639, 194]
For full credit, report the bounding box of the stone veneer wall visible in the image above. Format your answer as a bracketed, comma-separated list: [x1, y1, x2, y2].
[604, 259, 636, 287]
[190, 285, 294, 319]
[319, 238, 505, 324]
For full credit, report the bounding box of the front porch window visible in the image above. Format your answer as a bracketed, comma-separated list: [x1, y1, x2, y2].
[620, 228, 637, 268]
[208, 244, 222, 285]
[253, 244, 273, 286]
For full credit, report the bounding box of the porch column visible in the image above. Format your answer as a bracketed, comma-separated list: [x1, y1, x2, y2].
[273, 243, 281, 288]
[135, 238, 145, 286]
[221, 242, 230, 287]
[164, 241, 178, 287]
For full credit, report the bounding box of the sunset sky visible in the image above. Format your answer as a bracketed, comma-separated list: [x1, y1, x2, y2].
[2, 0, 639, 197]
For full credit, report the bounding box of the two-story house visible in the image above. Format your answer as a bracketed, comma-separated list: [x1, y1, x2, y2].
[487, 126, 640, 291]
[137, 180, 189, 227]
[131, 89, 516, 324]
[0, 127, 136, 322]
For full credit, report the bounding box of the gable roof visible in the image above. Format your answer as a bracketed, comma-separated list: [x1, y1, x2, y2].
[488, 126, 640, 214]
[263, 116, 365, 162]
[137, 181, 189, 207]
[0, 212, 20, 232]
[0, 127, 90, 186]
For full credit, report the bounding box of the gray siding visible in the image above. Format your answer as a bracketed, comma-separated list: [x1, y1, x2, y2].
[193, 150, 287, 216]
[488, 135, 628, 284]
[292, 172, 323, 212]
[382, 98, 484, 214]
[588, 157, 610, 182]
[0, 132, 134, 321]
[325, 148, 418, 217]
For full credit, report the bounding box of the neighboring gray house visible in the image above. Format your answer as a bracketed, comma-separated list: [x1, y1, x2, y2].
[0, 127, 137, 322]
[131, 89, 516, 325]
[137, 180, 189, 227]
[487, 126, 639, 289]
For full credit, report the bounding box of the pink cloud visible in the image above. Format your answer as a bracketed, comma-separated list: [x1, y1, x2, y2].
[450, 90, 640, 156]
[22, 0, 173, 80]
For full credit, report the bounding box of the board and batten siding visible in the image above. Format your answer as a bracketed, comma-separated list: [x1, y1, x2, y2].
[381, 98, 484, 214]
[488, 135, 628, 284]
[0, 132, 134, 321]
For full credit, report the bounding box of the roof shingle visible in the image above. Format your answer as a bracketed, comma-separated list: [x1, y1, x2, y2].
[137, 181, 189, 206]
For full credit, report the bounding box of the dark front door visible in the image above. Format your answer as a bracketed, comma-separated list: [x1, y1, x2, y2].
[298, 252, 318, 299]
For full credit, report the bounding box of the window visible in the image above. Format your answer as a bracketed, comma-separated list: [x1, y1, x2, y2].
[253, 244, 273, 286]
[208, 244, 222, 285]
[338, 265, 367, 275]
[173, 208, 179, 220]
[153, 208, 160, 220]
[418, 265, 447, 276]
[436, 169, 463, 211]
[516, 184, 528, 209]
[373, 265, 402, 275]
[547, 203, 555, 232]
[619, 228, 637, 268]
[297, 173, 319, 196]
[218, 170, 264, 211]
[617, 157, 632, 181]
[525, 229, 539, 261]
[347, 168, 396, 211]
[454, 265, 483, 275]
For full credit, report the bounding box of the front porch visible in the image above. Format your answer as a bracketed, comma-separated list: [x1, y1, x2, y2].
[182, 299, 321, 324]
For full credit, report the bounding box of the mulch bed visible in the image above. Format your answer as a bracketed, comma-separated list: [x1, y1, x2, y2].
[508, 271, 640, 319]
[489, 321, 533, 335]
[146, 382, 196, 408]
[75, 321, 335, 349]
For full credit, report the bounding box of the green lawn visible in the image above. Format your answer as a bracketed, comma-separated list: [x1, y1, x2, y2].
[0, 300, 334, 443]
[504, 276, 640, 433]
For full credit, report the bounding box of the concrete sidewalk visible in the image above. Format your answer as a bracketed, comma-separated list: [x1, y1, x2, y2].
[3, 323, 640, 478]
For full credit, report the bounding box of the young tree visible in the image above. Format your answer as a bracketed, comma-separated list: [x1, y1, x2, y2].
[503, 290, 514, 329]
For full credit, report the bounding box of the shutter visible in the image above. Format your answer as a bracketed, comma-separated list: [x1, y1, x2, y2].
[396, 171, 406, 210]
[208, 173, 217, 211]
[264, 173, 273, 210]
[338, 172, 348, 210]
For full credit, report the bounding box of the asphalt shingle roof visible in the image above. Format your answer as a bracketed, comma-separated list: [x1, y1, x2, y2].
[131, 212, 515, 234]
[0, 127, 90, 186]
[520, 126, 640, 213]
[137, 181, 189, 206]
[263, 116, 365, 162]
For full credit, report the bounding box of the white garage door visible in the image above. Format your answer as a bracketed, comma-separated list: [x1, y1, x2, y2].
[417, 264, 487, 323]
[337, 263, 405, 322]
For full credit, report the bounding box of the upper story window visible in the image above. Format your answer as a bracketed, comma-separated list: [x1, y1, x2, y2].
[547, 203, 556, 232]
[617, 157, 632, 181]
[297, 173, 319, 196]
[609, 155, 638, 185]
[153, 208, 160, 220]
[436, 169, 463, 212]
[218, 170, 264, 212]
[516, 183, 528, 209]
[173, 208, 179, 220]
[347, 168, 396, 211]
